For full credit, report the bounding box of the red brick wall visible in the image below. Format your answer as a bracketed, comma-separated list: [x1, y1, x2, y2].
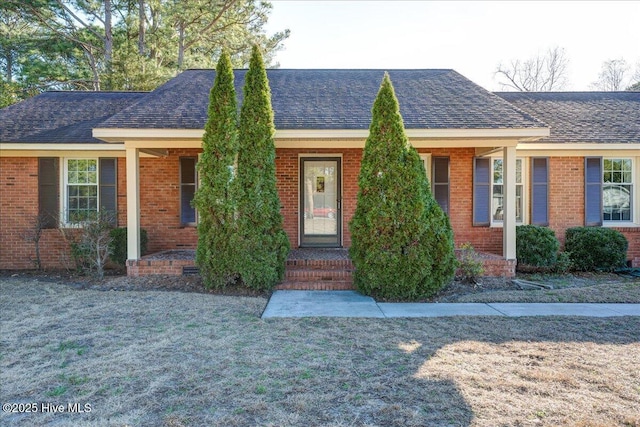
[2, 152, 639, 269]
[137, 149, 201, 253]
[275, 148, 362, 248]
[547, 157, 584, 245]
[0, 157, 71, 269]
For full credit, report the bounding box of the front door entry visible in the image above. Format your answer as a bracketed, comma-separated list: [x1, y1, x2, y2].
[300, 158, 341, 247]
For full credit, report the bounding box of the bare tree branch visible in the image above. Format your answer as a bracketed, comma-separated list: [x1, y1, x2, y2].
[495, 47, 569, 91]
[592, 59, 629, 91]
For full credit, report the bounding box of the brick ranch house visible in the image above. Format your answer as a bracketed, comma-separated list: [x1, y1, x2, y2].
[1, 69, 639, 281]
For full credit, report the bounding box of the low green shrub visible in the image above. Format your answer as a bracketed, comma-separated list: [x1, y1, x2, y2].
[456, 243, 484, 283]
[565, 227, 628, 271]
[516, 225, 560, 270]
[553, 251, 573, 273]
[109, 228, 148, 266]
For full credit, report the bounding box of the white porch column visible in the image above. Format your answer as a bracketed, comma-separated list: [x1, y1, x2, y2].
[502, 146, 517, 260]
[126, 147, 141, 260]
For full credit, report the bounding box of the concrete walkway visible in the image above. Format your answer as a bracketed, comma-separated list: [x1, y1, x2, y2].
[261, 290, 640, 318]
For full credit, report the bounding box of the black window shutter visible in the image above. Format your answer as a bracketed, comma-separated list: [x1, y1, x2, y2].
[180, 157, 197, 224]
[432, 157, 450, 215]
[38, 158, 59, 229]
[473, 157, 491, 226]
[531, 157, 549, 226]
[585, 157, 603, 226]
[99, 158, 117, 225]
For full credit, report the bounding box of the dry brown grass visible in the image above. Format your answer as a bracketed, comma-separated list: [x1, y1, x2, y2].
[1, 277, 639, 427]
[434, 274, 640, 303]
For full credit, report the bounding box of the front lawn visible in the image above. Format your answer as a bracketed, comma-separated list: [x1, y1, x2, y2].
[1, 277, 638, 426]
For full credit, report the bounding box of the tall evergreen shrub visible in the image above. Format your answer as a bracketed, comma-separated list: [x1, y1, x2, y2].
[194, 50, 239, 288]
[234, 45, 289, 290]
[349, 73, 456, 301]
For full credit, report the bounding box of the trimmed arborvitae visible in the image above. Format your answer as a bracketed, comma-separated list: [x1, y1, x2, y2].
[194, 50, 239, 288]
[234, 45, 289, 290]
[349, 73, 456, 301]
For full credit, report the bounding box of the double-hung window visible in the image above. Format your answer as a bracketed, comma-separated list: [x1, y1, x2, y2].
[491, 158, 524, 224]
[66, 159, 98, 222]
[603, 158, 633, 222]
[62, 158, 117, 225]
[419, 154, 450, 215]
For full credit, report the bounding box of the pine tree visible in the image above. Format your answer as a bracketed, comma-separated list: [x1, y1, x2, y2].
[349, 73, 456, 300]
[194, 50, 239, 288]
[234, 45, 289, 290]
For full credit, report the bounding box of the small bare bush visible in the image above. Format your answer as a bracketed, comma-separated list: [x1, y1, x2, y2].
[59, 211, 116, 279]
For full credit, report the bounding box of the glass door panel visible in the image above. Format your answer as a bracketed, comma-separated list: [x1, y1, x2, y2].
[300, 158, 341, 246]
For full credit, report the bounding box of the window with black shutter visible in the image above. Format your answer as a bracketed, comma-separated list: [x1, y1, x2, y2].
[38, 158, 59, 228]
[531, 157, 549, 226]
[180, 157, 197, 225]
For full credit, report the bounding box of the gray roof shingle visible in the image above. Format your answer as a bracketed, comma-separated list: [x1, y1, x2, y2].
[0, 91, 146, 143]
[98, 69, 545, 130]
[495, 91, 640, 143]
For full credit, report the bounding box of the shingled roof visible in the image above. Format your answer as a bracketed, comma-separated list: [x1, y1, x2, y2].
[0, 91, 146, 144]
[98, 69, 545, 130]
[496, 91, 640, 143]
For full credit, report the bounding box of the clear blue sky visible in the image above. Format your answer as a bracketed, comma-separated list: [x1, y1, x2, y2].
[265, 1, 640, 91]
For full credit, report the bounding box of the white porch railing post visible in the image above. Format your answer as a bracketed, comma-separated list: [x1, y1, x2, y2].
[503, 146, 517, 260]
[126, 147, 141, 261]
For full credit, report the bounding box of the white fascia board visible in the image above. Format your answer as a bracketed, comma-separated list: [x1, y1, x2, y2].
[0, 143, 124, 151]
[92, 128, 204, 142]
[93, 127, 549, 143]
[517, 143, 640, 151]
[275, 128, 549, 139]
[516, 143, 640, 157]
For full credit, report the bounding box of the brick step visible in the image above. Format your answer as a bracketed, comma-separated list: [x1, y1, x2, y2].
[275, 281, 355, 290]
[285, 259, 354, 270]
[285, 268, 353, 282]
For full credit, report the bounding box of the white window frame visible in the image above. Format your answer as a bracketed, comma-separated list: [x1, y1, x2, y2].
[603, 157, 636, 226]
[490, 157, 527, 227]
[180, 156, 199, 226]
[419, 154, 432, 184]
[62, 157, 100, 225]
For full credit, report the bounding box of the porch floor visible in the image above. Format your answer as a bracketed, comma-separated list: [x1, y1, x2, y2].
[126, 248, 516, 281]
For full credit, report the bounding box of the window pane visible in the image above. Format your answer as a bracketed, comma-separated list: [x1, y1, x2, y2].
[604, 184, 631, 221]
[516, 159, 522, 184]
[492, 184, 503, 220]
[613, 172, 622, 183]
[181, 158, 196, 184]
[603, 158, 633, 222]
[493, 159, 503, 184]
[181, 185, 196, 223]
[66, 158, 99, 223]
[516, 185, 523, 222]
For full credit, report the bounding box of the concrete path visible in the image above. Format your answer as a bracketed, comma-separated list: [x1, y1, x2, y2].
[261, 290, 640, 318]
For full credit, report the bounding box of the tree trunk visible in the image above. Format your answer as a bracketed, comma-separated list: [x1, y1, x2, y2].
[104, 0, 112, 65]
[138, 0, 145, 55]
[177, 25, 185, 69]
[6, 52, 13, 82]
